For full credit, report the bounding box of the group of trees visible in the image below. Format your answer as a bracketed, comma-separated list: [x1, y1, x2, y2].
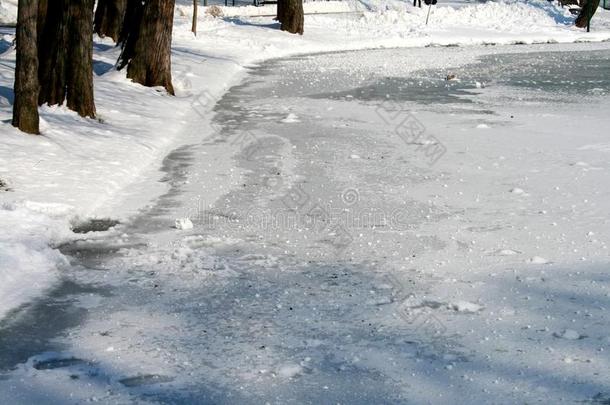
[12, 0, 304, 135]
[12, 0, 179, 134]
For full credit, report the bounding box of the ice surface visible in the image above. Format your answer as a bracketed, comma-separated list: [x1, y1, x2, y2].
[1, 2, 610, 403]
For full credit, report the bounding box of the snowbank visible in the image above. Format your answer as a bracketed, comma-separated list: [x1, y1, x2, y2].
[0, 202, 72, 319]
[0, 0, 16, 25]
[1, 0, 610, 319]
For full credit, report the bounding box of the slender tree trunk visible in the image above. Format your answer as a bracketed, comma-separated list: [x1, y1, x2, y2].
[191, 0, 197, 35]
[94, 0, 127, 42]
[13, 0, 40, 135]
[118, 0, 175, 95]
[38, 0, 96, 117]
[280, 0, 303, 34]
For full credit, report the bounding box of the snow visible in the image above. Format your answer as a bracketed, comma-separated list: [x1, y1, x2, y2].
[276, 363, 304, 378]
[556, 329, 581, 340]
[0, 0, 16, 25]
[280, 112, 301, 123]
[174, 217, 194, 230]
[529, 255, 550, 264]
[0, 202, 71, 319]
[449, 300, 483, 313]
[0, 0, 610, 401]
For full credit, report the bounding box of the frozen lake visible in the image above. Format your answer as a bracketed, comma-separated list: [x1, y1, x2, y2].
[1, 42, 609, 404]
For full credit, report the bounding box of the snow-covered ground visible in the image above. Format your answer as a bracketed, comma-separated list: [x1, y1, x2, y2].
[0, 0, 16, 25]
[1, 40, 609, 403]
[0, 0, 609, 402]
[1, 0, 609, 321]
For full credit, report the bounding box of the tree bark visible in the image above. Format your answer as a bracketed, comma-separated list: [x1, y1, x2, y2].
[280, 0, 303, 34]
[37, 0, 96, 118]
[67, 0, 96, 118]
[117, 0, 144, 48]
[37, 0, 69, 107]
[575, 0, 600, 28]
[276, 0, 285, 22]
[118, 0, 175, 95]
[13, 0, 40, 135]
[94, 0, 127, 42]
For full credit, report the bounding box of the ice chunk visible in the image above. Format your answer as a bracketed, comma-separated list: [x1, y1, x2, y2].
[174, 218, 194, 230]
[277, 363, 303, 378]
[528, 256, 549, 264]
[449, 300, 482, 313]
[281, 113, 300, 123]
[555, 329, 580, 340]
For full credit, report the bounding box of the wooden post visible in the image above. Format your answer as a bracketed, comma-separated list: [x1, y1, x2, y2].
[192, 0, 197, 35]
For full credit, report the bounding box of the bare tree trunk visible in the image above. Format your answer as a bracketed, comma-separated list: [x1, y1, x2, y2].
[38, 0, 69, 107]
[191, 0, 197, 35]
[575, 0, 600, 27]
[280, 0, 303, 34]
[38, 0, 96, 118]
[118, 0, 175, 95]
[94, 0, 127, 42]
[117, 0, 144, 48]
[67, 0, 96, 118]
[276, 0, 285, 22]
[13, 0, 40, 135]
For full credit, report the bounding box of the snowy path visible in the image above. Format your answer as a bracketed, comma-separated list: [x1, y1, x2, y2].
[1, 43, 610, 404]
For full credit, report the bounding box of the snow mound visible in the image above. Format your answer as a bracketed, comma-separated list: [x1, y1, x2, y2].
[281, 113, 301, 123]
[0, 202, 73, 319]
[175, 218, 194, 230]
[0, 0, 17, 25]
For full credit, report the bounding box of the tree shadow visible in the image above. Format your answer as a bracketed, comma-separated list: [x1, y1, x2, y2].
[0, 279, 111, 372]
[0, 36, 12, 55]
[526, 0, 576, 25]
[93, 59, 115, 76]
[223, 17, 281, 30]
[0, 85, 13, 105]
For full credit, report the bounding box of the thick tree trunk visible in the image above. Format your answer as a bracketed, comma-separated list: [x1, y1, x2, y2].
[575, 0, 600, 27]
[38, 0, 96, 118]
[276, 0, 285, 22]
[280, 0, 303, 34]
[118, 0, 175, 95]
[37, 0, 69, 107]
[67, 0, 96, 118]
[94, 0, 127, 42]
[13, 0, 40, 135]
[117, 0, 144, 48]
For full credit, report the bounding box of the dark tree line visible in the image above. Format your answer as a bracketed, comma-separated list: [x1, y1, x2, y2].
[12, 0, 302, 135]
